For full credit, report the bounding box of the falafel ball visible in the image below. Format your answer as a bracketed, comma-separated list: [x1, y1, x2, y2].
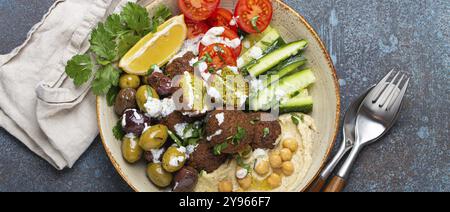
[188, 142, 228, 173]
[248, 113, 282, 149]
[165, 52, 196, 78]
[205, 110, 254, 154]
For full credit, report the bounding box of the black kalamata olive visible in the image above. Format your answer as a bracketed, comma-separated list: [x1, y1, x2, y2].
[122, 109, 151, 136]
[173, 166, 199, 192]
[146, 72, 178, 97]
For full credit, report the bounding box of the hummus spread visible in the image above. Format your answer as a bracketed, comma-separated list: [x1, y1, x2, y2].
[194, 113, 317, 192]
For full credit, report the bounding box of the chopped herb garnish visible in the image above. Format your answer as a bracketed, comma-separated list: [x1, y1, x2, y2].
[147, 64, 158, 75]
[235, 155, 251, 171]
[112, 120, 125, 140]
[168, 130, 183, 147]
[251, 16, 261, 33]
[203, 52, 213, 63]
[291, 114, 304, 125]
[228, 127, 246, 145]
[263, 127, 270, 138]
[213, 143, 228, 155]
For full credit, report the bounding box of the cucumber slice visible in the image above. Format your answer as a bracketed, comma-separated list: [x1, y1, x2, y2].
[247, 40, 308, 77]
[251, 69, 316, 111]
[240, 26, 277, 53]
[238, 27, 281, 68]
[263, 55, 307, 87]
[280, 90, 313, 113]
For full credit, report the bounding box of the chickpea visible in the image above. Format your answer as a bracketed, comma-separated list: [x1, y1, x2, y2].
[255, 160, 270, 176]
[269, 153, 282, 169]
[267, 173, 282, 189]
[237, 175, 252, 190]
[218, 180, 233, 192]
[283, 138, 298, 152]
[280, 148, 293, 161]
[282, 161, 295, 176]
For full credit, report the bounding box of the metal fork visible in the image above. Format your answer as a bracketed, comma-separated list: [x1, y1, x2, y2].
[323, 70, 410, 192]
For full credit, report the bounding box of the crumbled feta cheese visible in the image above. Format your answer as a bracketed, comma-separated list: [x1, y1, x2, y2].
[215, 112, 225, 125]
[169, 156, 185, 167]
[229, 16, 238, 26]
[236, 168, 248, 179]
[125, 133, 136, 139]
[186, 144, 198, 156]
[243, 40, 251, 49]
[177, 146, 187, 154]
[160, 98, 176, 117]
[249, 46, 264, 60]
[237, 58, 244, 67]
[150, 148, 165, 163]
[189, 57, 199, 67]
[174, 123, 188, 138]
[207, 129, 223, 141]
[153, 65, 163, 73]
[227, 66, 239, 74]
[144, 98, 176, 118]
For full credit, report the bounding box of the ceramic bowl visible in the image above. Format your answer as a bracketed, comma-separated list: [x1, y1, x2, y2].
[97, 0, 340, 192]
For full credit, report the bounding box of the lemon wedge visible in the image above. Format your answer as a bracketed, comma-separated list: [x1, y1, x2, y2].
[119, 15, 187, 75]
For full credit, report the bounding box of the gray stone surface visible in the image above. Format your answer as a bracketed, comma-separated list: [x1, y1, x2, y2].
[0, 0, 448, 192]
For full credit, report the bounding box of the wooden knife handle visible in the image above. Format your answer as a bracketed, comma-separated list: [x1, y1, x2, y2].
[308, 177, 326, 192]
[323, 176, 346, 192]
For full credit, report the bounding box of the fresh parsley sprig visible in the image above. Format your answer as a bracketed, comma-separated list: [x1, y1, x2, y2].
[65, 3, 172, 96]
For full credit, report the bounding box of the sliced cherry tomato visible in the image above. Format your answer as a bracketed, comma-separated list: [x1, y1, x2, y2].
[199, 27, 242, 57]
[199, 44, 237, 70]
[235, 0, 273, 34]
[178, 0, 221, 21]
[207, 8, 238, 32]
[185, 18, 210, 39]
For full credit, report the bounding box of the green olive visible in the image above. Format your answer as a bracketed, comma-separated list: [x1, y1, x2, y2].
[119, 74, 141, 89]
[139, 124, 169, 151]
[136, 85, 159, 112]
[122, 136, 143, 163]
[162, 146, 187, 173]
[146, 163, 173, 188]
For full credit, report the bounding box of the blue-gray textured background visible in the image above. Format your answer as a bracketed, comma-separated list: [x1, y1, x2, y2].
[0, 0, 449, 192]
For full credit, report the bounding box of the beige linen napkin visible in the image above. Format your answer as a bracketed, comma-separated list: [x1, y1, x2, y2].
[0, 0, 135, 170]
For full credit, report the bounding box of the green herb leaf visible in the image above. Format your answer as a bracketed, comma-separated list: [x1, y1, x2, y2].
[92, 64, 121, 95]
[121, 2, 151, 36]
[228, 127, 246, 145]
[291, 114, 303, 125]
[112, 120, 125, 140]
[147, 64, 159, 76]
[65, 54, 93, 86]
[263, 127, 270, 138]
[150, 5, 172, 33]
[90, 23, 117, 63]
[168, 130, 184, 147]
[117, 32, 141, 58]
[213, 143, 228, 156]
[251, 16, 261, 33]
[104, 14, 127, 36]
[235, 155, 251, 172]
[106, 86, 120, 106]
